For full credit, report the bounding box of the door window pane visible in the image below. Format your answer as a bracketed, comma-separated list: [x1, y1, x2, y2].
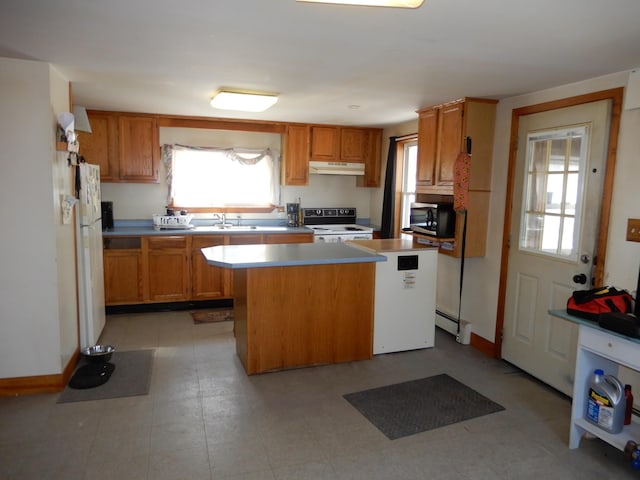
[519, 125, 589, 260]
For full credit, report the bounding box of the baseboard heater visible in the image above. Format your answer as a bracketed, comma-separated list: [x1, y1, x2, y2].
[435, 309, 471, 345]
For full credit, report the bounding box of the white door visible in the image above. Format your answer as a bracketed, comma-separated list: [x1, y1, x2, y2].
[502, 100, 611, 396]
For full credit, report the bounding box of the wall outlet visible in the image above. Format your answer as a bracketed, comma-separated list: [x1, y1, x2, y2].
[627, 218, 640, 242]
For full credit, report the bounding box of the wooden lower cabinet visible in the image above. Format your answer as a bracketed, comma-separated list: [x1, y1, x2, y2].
[191, 236, 227, 299]
[104, 232, 314, 306]
[264, 233, 313, 244]
[146, 236, 189, 302]
[103, 237, 144, 305]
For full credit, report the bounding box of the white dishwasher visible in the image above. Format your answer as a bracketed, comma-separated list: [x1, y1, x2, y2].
[349, 239, 438, 354]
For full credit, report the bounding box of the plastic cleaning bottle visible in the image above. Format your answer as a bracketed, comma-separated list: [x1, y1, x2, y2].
[585, 369, 625, 434]
[625, 384, 634, 425]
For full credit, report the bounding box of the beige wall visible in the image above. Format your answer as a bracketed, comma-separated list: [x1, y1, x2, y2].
[453, 71, 639, 343]
[0, 58, 76, 378]
[377, 71, 640, 346]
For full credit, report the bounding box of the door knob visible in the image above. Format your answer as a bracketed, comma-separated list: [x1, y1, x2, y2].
[573, 273, 587, 284]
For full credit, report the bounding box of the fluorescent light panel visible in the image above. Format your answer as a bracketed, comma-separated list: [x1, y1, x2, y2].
[210, 91, 278, 112]
[297, 0, 424, 8]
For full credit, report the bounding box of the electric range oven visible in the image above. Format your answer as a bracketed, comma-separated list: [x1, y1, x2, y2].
[302, 208, 373, 243]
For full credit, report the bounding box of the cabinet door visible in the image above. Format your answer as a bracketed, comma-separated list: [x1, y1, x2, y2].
[227, 234, 264, 245]
[118, 116, 159, 183]
[103, 250, 143, 305]
[78, 112, 119, 182]
[282, 125, 309, 186]
[416, 108, 438, 187]
[435, 102, 464, 187]
[310, 126, 339, 161]
[356, 129, 382, 188]
[191, 236, 227, 299]
[264, 233, 313, 244]
[340, 128, 367, 163]
[146, 236, 189, 302]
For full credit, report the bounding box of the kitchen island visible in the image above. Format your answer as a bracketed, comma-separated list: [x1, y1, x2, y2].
[202, 243, 385, 374]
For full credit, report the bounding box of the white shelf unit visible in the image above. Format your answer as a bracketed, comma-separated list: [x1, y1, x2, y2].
[551, 310, 640, 450]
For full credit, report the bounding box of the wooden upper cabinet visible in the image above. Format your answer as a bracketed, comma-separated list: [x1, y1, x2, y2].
[310, 126, 339, 161]
[118, 115, 159, 183]
[416, 108, 438, 187]
[340, 128, 367, 162]
[308, 125, 382, 187]
[356, 129, 382, 188]
[435, 102, 464, 187]
[80, 111, 160, 183]
[78, 112, 119, 181]
[416, 98, 496, 194]
[310, 126, 372, 164]
[282, 125, 309, 186]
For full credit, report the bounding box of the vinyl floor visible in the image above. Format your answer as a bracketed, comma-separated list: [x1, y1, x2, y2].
[0, 310, 636, 479]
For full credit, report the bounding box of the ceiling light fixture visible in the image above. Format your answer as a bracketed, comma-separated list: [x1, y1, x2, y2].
[210, 90, 278, 112]
[296, 0, 424, 8]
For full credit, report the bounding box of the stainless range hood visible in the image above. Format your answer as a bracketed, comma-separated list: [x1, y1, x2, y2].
[309, 160, 365, 176]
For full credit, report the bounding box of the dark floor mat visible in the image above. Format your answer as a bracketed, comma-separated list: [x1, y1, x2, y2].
[58, 350, 154, 403]
[343, 373, 505, 440]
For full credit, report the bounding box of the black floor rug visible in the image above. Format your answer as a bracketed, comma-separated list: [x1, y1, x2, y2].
[343, 373, 505, 440]
[57, 350, 154, 403]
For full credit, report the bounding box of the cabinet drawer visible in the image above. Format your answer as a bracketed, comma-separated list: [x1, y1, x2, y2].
[580, 326, 640, 371]
[104, 237, 142, 250]
[192, 235, 225, 249]
[147, 236, 187, 249]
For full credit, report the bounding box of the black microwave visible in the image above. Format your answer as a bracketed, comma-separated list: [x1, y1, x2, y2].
[409, 202, 456, 237]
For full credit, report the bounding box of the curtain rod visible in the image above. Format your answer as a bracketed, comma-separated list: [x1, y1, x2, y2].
[394, 133, 417, 142]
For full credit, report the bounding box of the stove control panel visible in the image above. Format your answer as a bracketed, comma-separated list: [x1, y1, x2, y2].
[302, 207, 357, 225]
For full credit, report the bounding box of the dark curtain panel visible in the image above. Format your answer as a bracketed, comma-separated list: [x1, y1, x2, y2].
[380, 136, 398, 239]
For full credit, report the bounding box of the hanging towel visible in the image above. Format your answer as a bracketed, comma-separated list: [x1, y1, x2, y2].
[453, 151, 471, 213]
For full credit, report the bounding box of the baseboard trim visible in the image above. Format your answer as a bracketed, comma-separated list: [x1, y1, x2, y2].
[470, 333, 497, 358]
[0, 348, 80, 396]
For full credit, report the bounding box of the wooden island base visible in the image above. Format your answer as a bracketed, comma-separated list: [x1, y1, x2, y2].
[232, 262, 375, 375]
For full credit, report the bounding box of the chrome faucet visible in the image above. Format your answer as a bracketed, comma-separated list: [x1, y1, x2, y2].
[220, 213, 226, 225]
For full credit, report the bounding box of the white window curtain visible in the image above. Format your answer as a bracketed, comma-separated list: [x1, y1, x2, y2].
[162, 144, 279, 208]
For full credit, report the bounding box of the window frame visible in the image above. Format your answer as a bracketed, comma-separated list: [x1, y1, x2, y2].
[164, 144, 280, 214]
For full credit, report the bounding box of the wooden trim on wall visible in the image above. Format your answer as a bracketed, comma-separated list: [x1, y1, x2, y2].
[493, 87, 624, 358]
[470, 332, 495, 357]
[157, 115, 286, 134]
[86, 110, 288, 134]
[0, 348, 80, 396]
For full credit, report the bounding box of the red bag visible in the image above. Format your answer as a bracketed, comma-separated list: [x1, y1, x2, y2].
[567, 286, 633, 321]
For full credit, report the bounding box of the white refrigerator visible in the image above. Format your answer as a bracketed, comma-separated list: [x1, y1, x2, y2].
[76, 163, 106, 349]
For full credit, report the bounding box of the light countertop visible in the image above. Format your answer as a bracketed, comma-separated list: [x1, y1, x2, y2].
[201, 242, 386, 269]
[347, 238, 438, 253]
[102, 225, 312, 237]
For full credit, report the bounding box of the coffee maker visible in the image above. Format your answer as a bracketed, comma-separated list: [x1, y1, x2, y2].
[101, 201, 114, 230]
[286, 203, 300, 227]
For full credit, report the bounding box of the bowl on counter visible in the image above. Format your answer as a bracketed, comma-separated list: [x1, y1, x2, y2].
[81, 345, 115, 363]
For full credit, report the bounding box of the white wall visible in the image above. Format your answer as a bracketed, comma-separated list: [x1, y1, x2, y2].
[102, 127, 376, 222]
[0, 58, 76, 378]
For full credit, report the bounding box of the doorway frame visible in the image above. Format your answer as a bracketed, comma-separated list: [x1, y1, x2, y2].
[493, 87, 624, 358]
